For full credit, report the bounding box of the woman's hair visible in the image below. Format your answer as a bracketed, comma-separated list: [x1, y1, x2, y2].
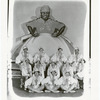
[40, 5, 50, 13]
[23, 46, 28, 50]
[39, 47, 44, 51]
[58, 47, 63, 51]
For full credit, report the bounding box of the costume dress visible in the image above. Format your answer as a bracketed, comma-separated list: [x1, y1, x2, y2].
[12, 18, 75, 59]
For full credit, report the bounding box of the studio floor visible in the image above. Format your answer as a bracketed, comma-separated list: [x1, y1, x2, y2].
[12, 78, 83, 97]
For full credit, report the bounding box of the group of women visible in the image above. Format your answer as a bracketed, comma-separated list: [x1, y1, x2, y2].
[16, 46, 85, 93]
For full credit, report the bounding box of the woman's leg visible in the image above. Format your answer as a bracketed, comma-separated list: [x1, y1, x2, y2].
[61, 84, 69, 93]
[45, 83, 53, 92]
[64, 83, 76, 93]
[45, 83, 60, 93]
[29, 85, 44, 93]
[38, 85, 44, 91]
[27, 85, 33, 90]
[24, 77, 32, 90]
[33, 85, 44, 93]
[51, 85, 60, 93]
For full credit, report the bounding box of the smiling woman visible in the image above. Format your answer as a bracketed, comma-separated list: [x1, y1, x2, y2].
[40, 5, 50, 21]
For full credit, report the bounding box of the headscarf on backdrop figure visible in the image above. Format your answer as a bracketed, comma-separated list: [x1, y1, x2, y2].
[21, 5, 55, 35]
[11, 5, 75, 60]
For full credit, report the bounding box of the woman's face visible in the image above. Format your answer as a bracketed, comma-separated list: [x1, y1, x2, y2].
[23, 48, 28, 53]
[65, 72, 70, 77]
[75, 49, 79, 55]
[39, 48, 44, 54]
[41, 11, 50, 21]
[40, 5, 50, 21]
[51, 71, 57, 76]
[58, 48, 63, 54]
[36, 61, 40, 66]
[51, 62, 55, 67]
[34, 71, 39, 77]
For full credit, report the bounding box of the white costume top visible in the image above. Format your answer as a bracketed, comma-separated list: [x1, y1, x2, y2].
[16, 51, 33, 65]
[68, 53, 83, 72]
[51, 52, 67, 63]
[41, 63, 60, 85]
[33, 63, 44, 79]
[58, 76, 77, 85]
[33, 52, 49, 63]
[16, 51, 33, 76]
[47, 63, 60, 80]
[62, 63, 73, 77]
[25, 73, 44, 89]
[25, 63, 44, 89]
[55, 75, 77, 86]
[33, 52, 49, 71]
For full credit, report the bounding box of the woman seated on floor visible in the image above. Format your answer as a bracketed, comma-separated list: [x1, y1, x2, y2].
[55, 62, 78, 93]
[41, 62, 60, 93]
[24, 61, 44, 93]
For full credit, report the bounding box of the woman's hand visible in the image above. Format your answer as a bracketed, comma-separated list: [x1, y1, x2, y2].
[52, 26, 66, 37]
[51, 28, 59, 37]
[19, 61, 23, 65]
[25, 59, 30, 63]
[51, 33, 57, 37]
[32, 33, 40, 37]
[27, 26, 39, 37]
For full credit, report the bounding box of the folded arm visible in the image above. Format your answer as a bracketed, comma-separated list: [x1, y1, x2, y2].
[52, 25, 66, 37]
[27, 26, 39, 37]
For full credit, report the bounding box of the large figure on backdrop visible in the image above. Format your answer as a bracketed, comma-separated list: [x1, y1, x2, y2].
[12, 5, 75, 59]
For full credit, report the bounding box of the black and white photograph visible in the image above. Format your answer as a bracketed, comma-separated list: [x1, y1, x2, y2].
[5, 0, 93, 99]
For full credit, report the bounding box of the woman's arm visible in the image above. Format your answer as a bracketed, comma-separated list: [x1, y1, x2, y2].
[27, 26, 39, 37]
[52, 25, 66, 37]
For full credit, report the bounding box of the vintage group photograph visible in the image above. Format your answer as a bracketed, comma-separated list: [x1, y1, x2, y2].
[7, 0, 90, 98]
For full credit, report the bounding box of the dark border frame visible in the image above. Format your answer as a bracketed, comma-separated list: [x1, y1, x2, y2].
[89, 0, 91, 58]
